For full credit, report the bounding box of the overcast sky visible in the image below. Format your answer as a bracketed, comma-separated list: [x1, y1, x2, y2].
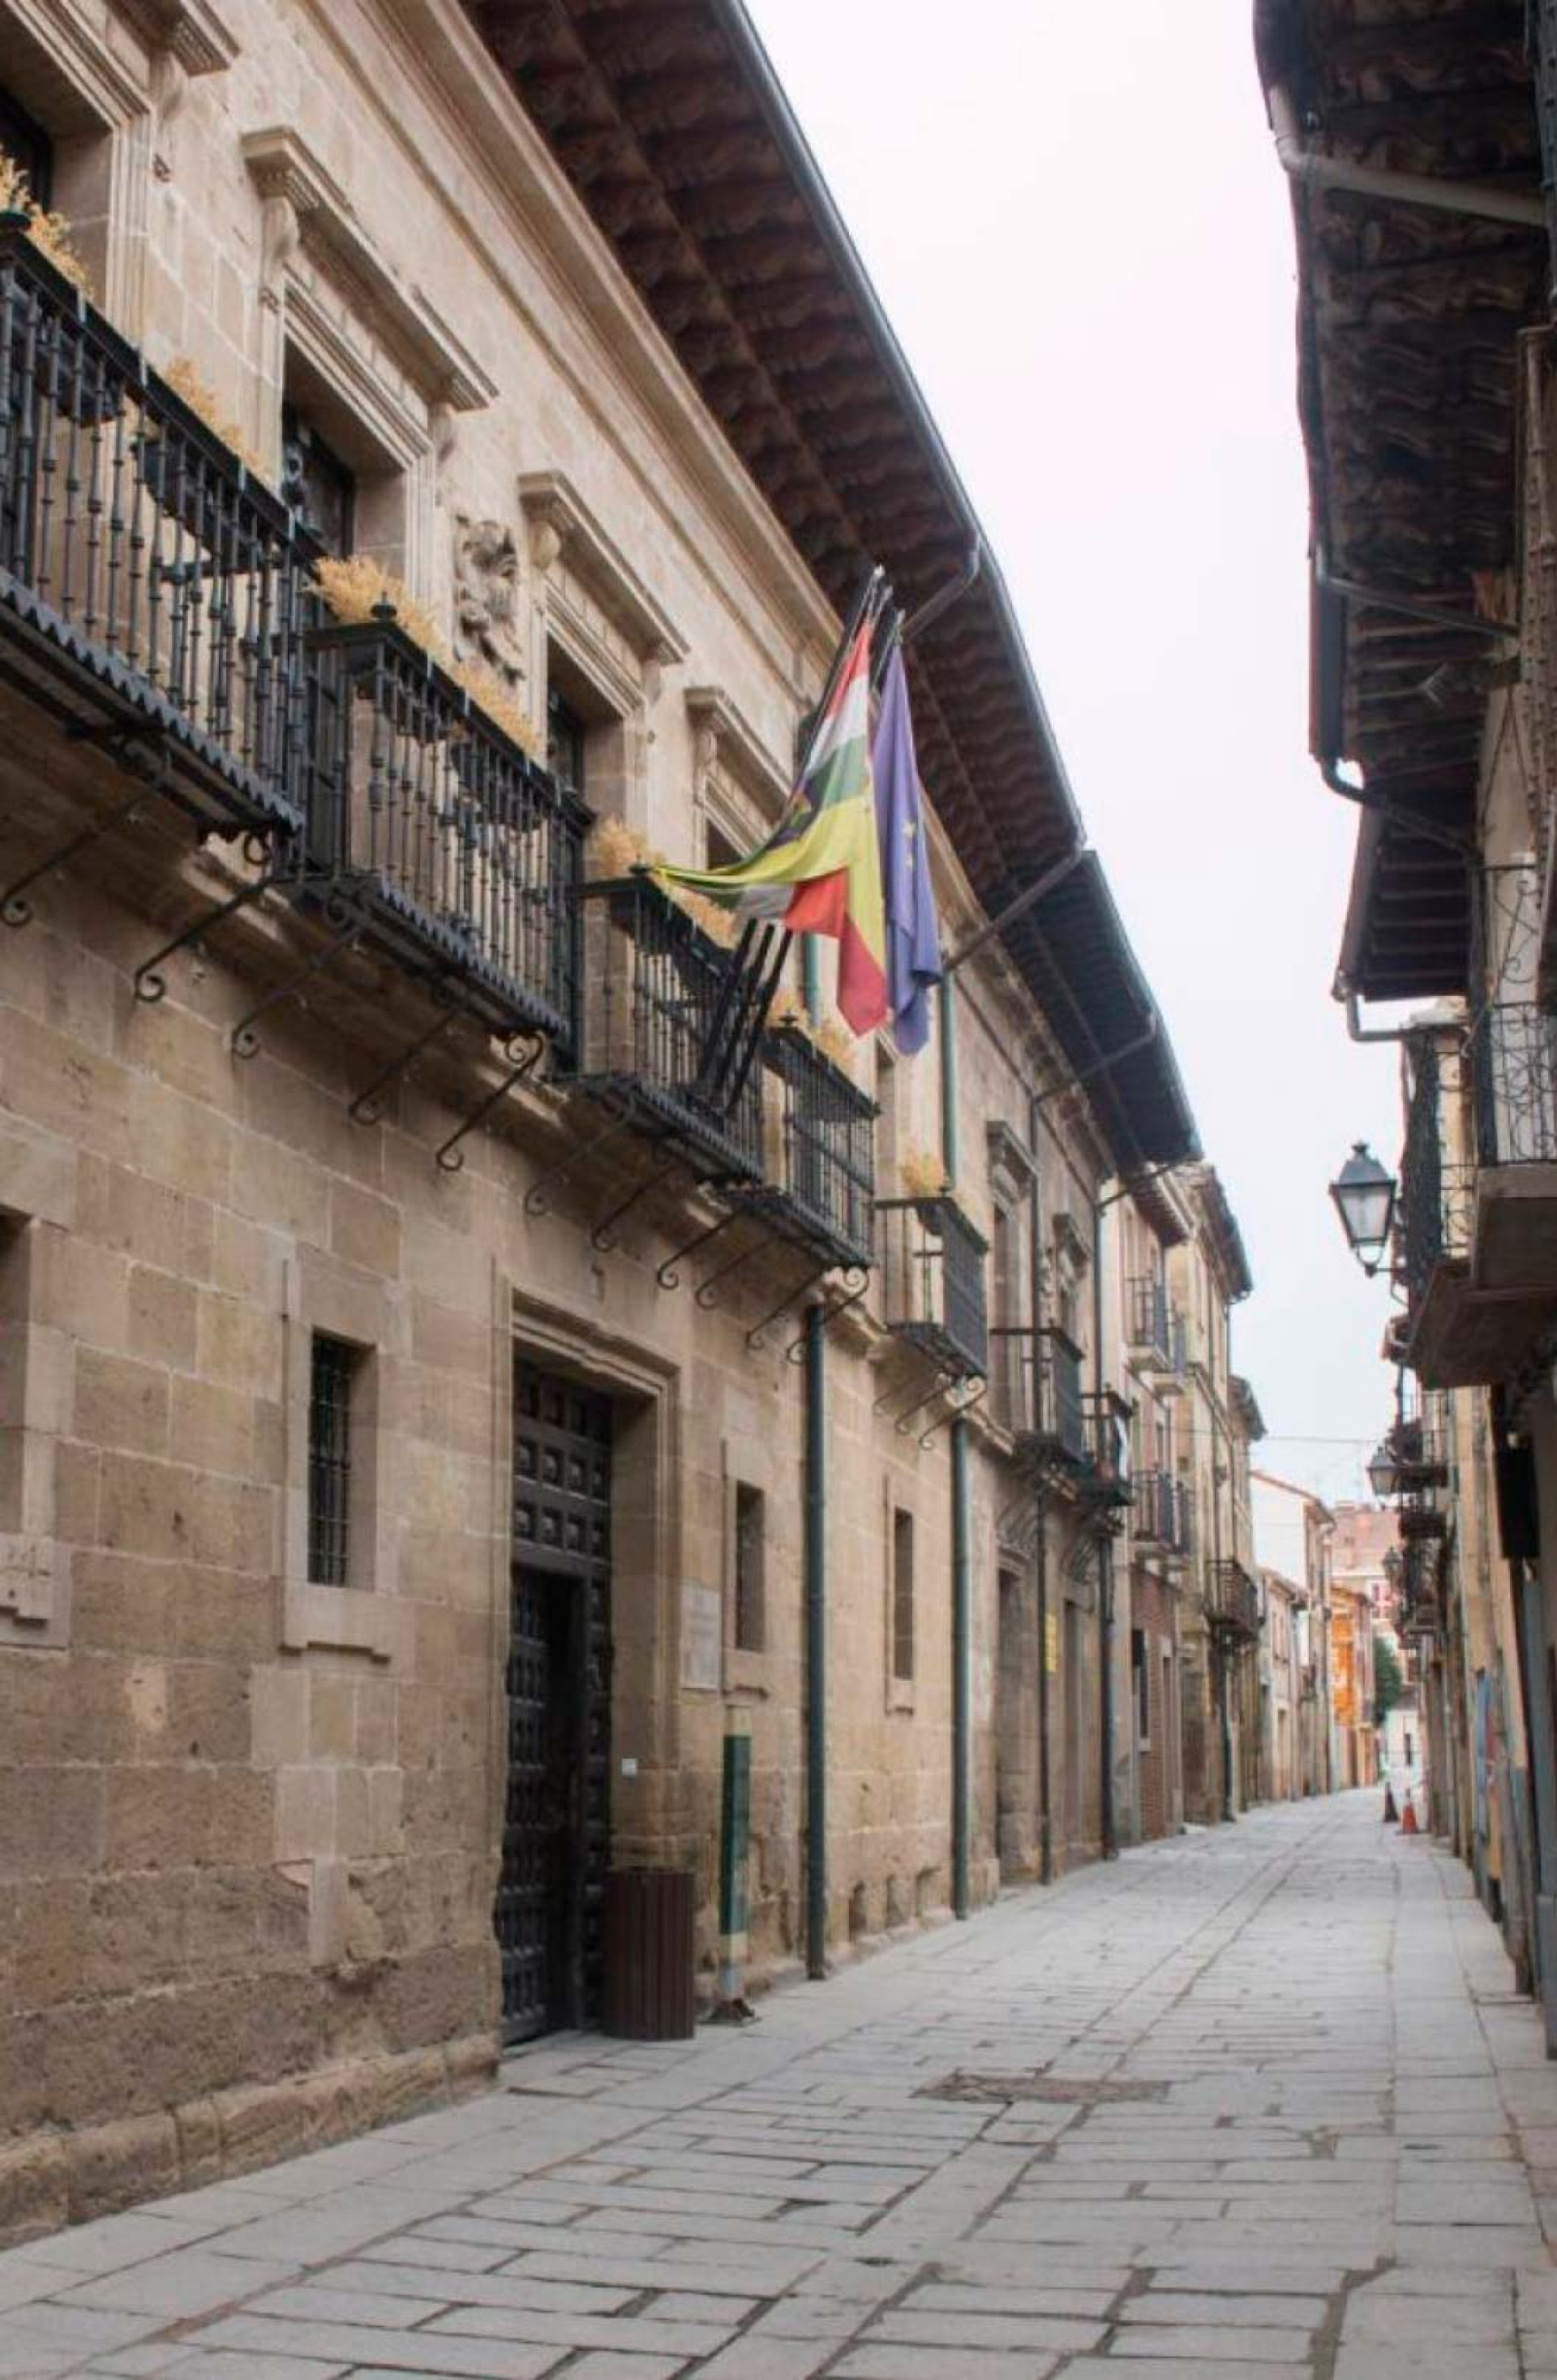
[746, 0, 1401, 1502]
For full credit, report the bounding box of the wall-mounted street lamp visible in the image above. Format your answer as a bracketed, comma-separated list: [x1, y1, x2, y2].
[1367, 1441, 1401, 1501]
[1329, 1141, 1397, 1278]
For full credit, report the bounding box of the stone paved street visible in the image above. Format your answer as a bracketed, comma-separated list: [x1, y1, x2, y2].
[5, 1793, 1557, 2380]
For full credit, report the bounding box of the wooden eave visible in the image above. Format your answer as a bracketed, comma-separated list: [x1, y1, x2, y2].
[463, 0, 1200, 1168]
[1257, 0, 1542, 1003]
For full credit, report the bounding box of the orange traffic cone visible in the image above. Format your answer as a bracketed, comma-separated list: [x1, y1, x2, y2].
[1400, 1798, 1419, 1836]
[1383, 1783, 1399, 1824]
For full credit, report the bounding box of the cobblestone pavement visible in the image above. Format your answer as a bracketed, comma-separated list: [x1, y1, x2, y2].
[6, 1791, 1557, 2380]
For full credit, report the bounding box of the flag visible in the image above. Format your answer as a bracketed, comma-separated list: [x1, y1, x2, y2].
[653, 615, 888, 1035]
[872, 646, 941, 1056]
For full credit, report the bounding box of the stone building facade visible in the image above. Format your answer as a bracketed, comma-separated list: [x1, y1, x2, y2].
[0, 0, 1259, 2243]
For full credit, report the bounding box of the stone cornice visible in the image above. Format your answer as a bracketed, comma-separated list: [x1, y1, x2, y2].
[519, 469, 688, 666]
[242, 125, 498, 415]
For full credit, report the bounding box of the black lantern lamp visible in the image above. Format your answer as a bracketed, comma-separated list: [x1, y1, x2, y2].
[1329, 1141, 1397, 1278]
[1367, 1441, 1401, 1501]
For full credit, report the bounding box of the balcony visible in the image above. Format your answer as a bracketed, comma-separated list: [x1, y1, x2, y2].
[990, 1327, 1130, 1508]
[877, 1196, 989, 1380]
[754, 1025, 876, 1269]
[1133, 1468, 1191, 1557]
[1401, 1015, 1557, 1385]
[565, 874, 765, 1184]
[301, 616, 586, 1042]
[0, 223, 311, 843]
[1207, 1560, 1260, 1646]
[1126, 1276, 1185, 1378]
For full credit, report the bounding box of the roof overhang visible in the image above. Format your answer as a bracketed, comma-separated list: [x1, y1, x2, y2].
[464, 0, 1199, 1168]
[1257, 0, 1542, 1002]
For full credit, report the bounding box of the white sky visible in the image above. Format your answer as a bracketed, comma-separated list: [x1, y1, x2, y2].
[746, 0, 1402, 1500]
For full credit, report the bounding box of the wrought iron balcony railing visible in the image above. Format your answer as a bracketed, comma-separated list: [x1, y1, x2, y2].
[1126, 1276, 1171, 1368]
[1133, 1468, 1190, 1556]
[1400, 1037, 1473, 1304]
[0, 222, 312, 836]
[1207, 1559, 1260, 1645]
[877, 1195, 989, 1380]
[301, 616, 585, 1042]
[989, 1328, 1130, 1507]
[566, 874, 765, 1184]
[760, 1025, 876, 1269]
[1472, 1002, 1557, 1171]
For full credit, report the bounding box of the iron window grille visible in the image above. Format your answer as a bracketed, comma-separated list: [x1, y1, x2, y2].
[0, 223, 315, 836]
[1133, 1468, 1190, 1555]
[891, 1506, 915, 1682]
[307, 1333, 358, 1587]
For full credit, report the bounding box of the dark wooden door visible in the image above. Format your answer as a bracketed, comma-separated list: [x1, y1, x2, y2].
[496, 1363, 612, 2043]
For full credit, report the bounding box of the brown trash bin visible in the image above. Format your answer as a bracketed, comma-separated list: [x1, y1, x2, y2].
[602, 1867, 696, 2040]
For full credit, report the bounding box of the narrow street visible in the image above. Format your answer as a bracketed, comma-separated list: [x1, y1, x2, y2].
[1, 1794, 1554, 2380]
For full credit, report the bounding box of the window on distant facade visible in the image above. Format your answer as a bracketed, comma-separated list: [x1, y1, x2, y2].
[307, 1333, 362, 1587]
[734, 1481, 766, 1653]
[891, 1507, 915, 1683]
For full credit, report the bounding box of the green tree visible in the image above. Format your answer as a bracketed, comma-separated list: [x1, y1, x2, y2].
[1374, 1630, 1404, 1729]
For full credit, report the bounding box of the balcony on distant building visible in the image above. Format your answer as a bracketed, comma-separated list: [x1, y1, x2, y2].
[1132, 1468, 1191, 1557]
[989, 1326, 1131, 1512]
[750, 1025, 876, 1271]
[877, 1195, 989, 1381]
[1207, 1559, 1260, 1646]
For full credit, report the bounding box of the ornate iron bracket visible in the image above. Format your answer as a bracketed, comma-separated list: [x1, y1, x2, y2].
[522, 1095, 633, 1218]
[783, 1269, 869, 1364]
[590, 1153, 679, 1252]
[2, 728, 172, 927]
[694, 1226, 770, 1310]
[229, 896, 366, 1059]
[890, 1368, 959, 1434]
[350, 990, 461, 1127]
[134, 863, 289, 1003]
[434, 1030, 546, 1173]
[920, 1374, 989, 1450]
[747, 1261, 831, 1350]
[658, 1209, 740, 1292]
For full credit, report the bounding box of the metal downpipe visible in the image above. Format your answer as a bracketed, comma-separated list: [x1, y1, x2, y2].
[1093, 1200, 1116, 1862]
[951, 1416, 972, 1919]
[804, 1299, 827, 1978]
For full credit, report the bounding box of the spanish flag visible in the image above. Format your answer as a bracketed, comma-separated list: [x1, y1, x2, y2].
[653, 616, 888, 1036]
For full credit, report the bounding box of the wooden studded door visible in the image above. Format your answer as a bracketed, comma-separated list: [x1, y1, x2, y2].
[495, 1361, 613, 2044]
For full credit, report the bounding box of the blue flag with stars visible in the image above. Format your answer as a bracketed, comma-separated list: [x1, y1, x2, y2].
[873, 646, 942, 1056]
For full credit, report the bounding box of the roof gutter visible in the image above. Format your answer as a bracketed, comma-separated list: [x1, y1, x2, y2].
[1267, 83, 1545, 230]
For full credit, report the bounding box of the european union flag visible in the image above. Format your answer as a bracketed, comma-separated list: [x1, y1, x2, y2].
[873, 647, 942, 1056]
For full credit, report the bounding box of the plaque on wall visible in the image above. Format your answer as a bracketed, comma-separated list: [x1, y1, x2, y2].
[681, 1582, 723, 1691]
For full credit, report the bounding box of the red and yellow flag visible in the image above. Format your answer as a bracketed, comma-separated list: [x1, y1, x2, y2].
[654, 617, 888, 1035]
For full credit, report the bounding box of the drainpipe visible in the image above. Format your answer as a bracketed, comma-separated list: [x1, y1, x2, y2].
[1093, 1190, 1116, 1862]
[1267, 83, 1544, 230]
[1028, 1087, 1053, 1884]
[804, 1298, 827, 1978]
[939, 974, 972, 1919]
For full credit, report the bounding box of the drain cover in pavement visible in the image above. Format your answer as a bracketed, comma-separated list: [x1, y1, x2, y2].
[919, 2070, 1167, 2107]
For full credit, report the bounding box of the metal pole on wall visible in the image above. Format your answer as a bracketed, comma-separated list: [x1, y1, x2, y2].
[804, 1299, 827, 1979]
[951, 1416, 972, 1918]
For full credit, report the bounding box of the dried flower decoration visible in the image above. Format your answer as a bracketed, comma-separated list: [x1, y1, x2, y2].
[161, 356, 269, 480]
[900, 1142, 950, 1200]
[0, 151, 91, 294]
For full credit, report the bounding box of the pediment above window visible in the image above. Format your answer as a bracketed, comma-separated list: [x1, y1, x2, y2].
[519, 469, 687, 704]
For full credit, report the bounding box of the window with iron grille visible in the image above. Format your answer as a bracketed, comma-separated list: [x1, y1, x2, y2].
[891, 1507, 915, 1683]
[734, 1481, 766, 1652]
[308, 1334, 360, 1586]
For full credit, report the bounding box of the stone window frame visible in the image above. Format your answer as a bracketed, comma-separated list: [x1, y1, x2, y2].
[0, 1119, 74, 1649]
[1, 0, 236, 332]
[279, 1248, 408, 1666]
[723, 1434, 778, 1698]
[242, 124, 495, 597]
[521, 469, 687, 840]
[685, 685, 790, 870]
